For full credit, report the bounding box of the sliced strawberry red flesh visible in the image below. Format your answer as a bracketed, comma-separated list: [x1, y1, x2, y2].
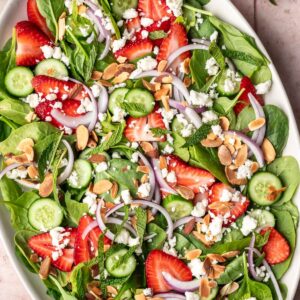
[145, 249, 192, 293]
[138, 0, 173, 22]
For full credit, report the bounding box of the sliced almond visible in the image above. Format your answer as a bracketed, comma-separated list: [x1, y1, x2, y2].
[159, 156, 167, 169]
[234, 144, 248, 167]
[39, 256, 51, 280]
[91, 71, 103, 80]
[220, 116, 230, 131]
[201, 137, 223, 148]
[89, 154, 107, 163]
[102, 63, 118, 80]
[98, 79, 113, 87]
[69, 83, 82, 99]
[24, 145, 35, 162]
[222, 250, 240, 259]
[116, 63, 135, 76]
[248, 117, 265, 131]
[135, 294, 147, 300]
[25, 111, 37, 123]
[39, 173, 54, 197]
[250, 161, 259, 173]
[110, 182, 118, 198]
[261, 138, 276, 163]
[112, 72, 130, 84]
[182, 57, 191, 74]
[17, 138, 34, 152]
[58, 12, 66, 41]
[203, 214, 211, 226]
[90, 131, 99, 143]
[107, 285, 118, 295]
[208, 201, 231, 215]
[78, 4, 87, 14]
[193, 231, 213, 247]
[207, 132, 217, 141]
[87, 138, 97, 148]
[142, 79, 160, 92]
[185, 249, 202, 260]
[116, 56, 127, 63]
[176, 185, 195, 200]
[220, 282, 239, 297]
[161, 95, 170, 111]
[147, 209, 155, 223]
[209, 280, 217, 288]
[207, 253, 226, 263]
[183, 217, 196, 235]
[183, 77, 192, 87]
[157, 60, 168, 72]
[199, 277, 211, 298]
[155, 75, 173, 84]
[93, 179, 113, 194]
[141, 142, 158, 158]
[154, 87, 170, 100]
[76, 125, 89, 150]
[28, 165, 39, 179]
[218, 145, 232, 166]
[30, 253, 39, 263]
[141, 174, 149, 184]
[225, 166, 247, 185]
[137, 165, 150, 174]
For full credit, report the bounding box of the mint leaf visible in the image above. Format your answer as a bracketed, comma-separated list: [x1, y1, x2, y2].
[135, 206, 147, 245]
[150, 127, 171, 137]
[121, 102, 148, 114]
[111, 246, 138, 271]
[209, 41, 226, 70]
[149, 30, 167, 40]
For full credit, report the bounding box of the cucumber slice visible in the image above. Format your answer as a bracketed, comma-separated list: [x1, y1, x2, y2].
[106, 248, 136, 278]
[248, 172, 283, 206]
[35, 58, 68, 78]
[171, 116, 184, 135]
[216, 68, 240, 96]
[163, 195, 194, 221]
[249, 209, 275, 228]
[28, 198, 63, 231]
[111, 0, 138, 18]
[108, 87, 129, 114]
[4, 67, 34, 97]
[124, 88, 155, 117]
[68, 159, 92, 189]
[174, 232, 196, 255]
[146, 223, 167, 250]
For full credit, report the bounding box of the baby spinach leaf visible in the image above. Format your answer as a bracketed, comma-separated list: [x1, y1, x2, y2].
[69, 262, 91, 298]
[267, 156, 300, 205]
[189, 17, 215, 39]
[65, 192, 89, 225]
[174, 232, 196, 255]
[0, 175, 22, 203]
[209, 41, 225, 70]
[251, 66, 272, 85]
[264, 105, 289, 156]
[217, 255, 244, 284]
[145, 223, 167, 251]
[235, 106, 255, 131]
[272, 201, 299, 228]
[0, 119, 12, 142]
[173, 132, 190, 162]
[0, 122, 58, 155]
[0, 98, 32, 125]
[50, 276, 77, 300]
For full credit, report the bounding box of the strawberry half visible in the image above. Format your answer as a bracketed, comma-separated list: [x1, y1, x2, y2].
[138, 0, 172, 22]
[261, 227, 290, 265]
[15, 21, 52, 66]
[115, 39, 153, 61]
[126, 17, 141, 32]
[74, 215, 111, 265]
[166, 155, 215, 193]
[124, 107, 166, 142]
[234, 76, 264, 114]
[208, 183, 250, 225]
[27, 0, 53, 39]
[145, 250, 192, 293]
[157, 23, 190, 71]
[28, 228, 77, 272]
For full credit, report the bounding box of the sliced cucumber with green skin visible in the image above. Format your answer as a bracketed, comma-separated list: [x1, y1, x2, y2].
[174, 232, 196, 255]
[124, 88, 155, 117]
[4, 67, 34, 97]
[249, 209, 275, 228]
[68, 159, 92, 189]
[111, 0, 138, 18]
[108, 87, 129, 114]
[163, 195, 194, 221]
[216, 68, 240, 96]
[248, 172, 283, 206]
[171, 117, 184, 135]
[145, 223, 167, 250]
[35, 58, 68, 78]
[28, 198, 63, 231]
[106, 249, 136, 278]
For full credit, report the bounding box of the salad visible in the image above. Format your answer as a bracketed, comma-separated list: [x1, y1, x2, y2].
[0, 0, 299, 299]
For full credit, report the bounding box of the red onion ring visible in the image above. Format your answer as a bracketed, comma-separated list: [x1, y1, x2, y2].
[86, 8, 105, 42]
[151, 185, 161, 215]
[184, 107, 202, 129]
[82, 220, 98, 240]
[97, 83, 109, 113]
[57, 140, 74, 184]
[100, 35, 112, 60]
[162, 272, 199, 292]
[51, 109, 92, 129]
[191, 38, 211, 47]
[247, 234, 263, 281]
[84, 0, 98, 11]
[14, 179, 40, 190]
[0, 163, 23, 181]
[173, 216, 201, 230]
[154, 293, 186, 300]
[169, 99, 187, 112]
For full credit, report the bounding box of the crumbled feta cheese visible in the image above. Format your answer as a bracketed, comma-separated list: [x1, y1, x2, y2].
[68, 170, 79, 187]
[141, 17, 154, 27]
[112, 38, 127, 53]
[112, 151, 121, 158]
[131, 152, 139, 163]
[108, 83, 127, 93]
[79, 25, 90, 37]
[210, 31, 218, 42]
[209, 216, 223, 237]
[91, 84, 101, 98]
[236, 160, 253, 179]
[201, 110, 218, 123]
[190, 90, 213, 107]
[98, 112, 107, 122]
[45, 116, 52, 122]
[166, 0, 183, 17]
[241, 215, 257, 236]
[255, 80, 272, 95]
[131, 142, 139, 149]
[24, 93, 40, 108]
[211, 124, 224, 140]
[191, 201, 207, 217]
[162, 240, 178, 257]
[123, 8, 138, 19]
[95, 162, 108, 173]
[185, 292, 200, 300]
[205, 57, 219, 76]
[115, 229, 130, 244]
[188, 258, 205, 279]
[61, 53, 70, 66]
[137, 56, 158, 71]
[141, 30, 149, 39]
[53, 101, 63, 109]
[82, 191, 98, 214]
[7, 168, 28, 179]
[52, 47, 62, 60]
[224, 78, 236, 93]
[112, 107, 126, 122]
[163, 144, 174, 154]
[153, 46, 159, 55]
[138, 183, 151, 198]
[77, 98, 93, 113]
[128, 236, 140, 247]
[166, 171, 177, 183]
[121, 189, 132, 204]
[64, 126, 73, 135]
[181, 124, 194, 137]
[41, 45, 54, 59]
[220, 189, 232, 202]
[143, 288, 153, 297]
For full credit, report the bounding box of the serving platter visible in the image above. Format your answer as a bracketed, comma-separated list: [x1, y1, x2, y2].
[0, 0, 299, 299]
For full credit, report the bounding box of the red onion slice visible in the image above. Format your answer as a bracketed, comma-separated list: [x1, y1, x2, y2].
[97, 83, 109, 113]
[184, 107, 202, 129]
[84, 0, 98, 11]
[86, 8, 105, 42]
[154, 293, 186, 300]
[225, 130, 265, 167]
[191, 38, 211, 47]
[247, 234, 263, 281]
[173, 216, 201, 230]
[51, 109, 92, 129]
[0, 163, 23, 181]
[162, 272, 199, 292]
[151, 185, 162, 215]
[100, 35, 112, 60]
[169, 99, 187, 112]
[57, 140, 74, 184]
[14, 179, 40, 190]
[82, 220, 98, 240]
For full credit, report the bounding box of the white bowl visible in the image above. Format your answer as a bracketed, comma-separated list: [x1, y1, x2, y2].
[0, 0, 299, 299]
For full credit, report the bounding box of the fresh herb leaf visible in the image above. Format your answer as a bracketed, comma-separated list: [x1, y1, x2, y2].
[114, 205, 130, 238]
[222, 49, 264, 66]
[217, 255, 244, 284]
[149, 30, 168, 40]
[0, 118, 13, 142]
[52, 148, 67, 203]
[173, 132, 190, 162]
[111, 246, 137, 270]
[135, 206, 147, 245]
[150, 127, 171, 137]
[65, 192, 89, 225]
[209, 41, 226, 70]
[121, 102, 148, 115]
[98, 233, 107, 298]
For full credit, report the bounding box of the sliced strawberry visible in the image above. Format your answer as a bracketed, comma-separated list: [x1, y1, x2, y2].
[74, 215, 111, 265]
[28, 228, 76, 272]
[138, 0, 172, 22]
[35, 101, 63, 128]
[234, 76, 264, 114]
[166, 155, 215, 193]
[208, 183, 250, 225]
[27, 0, 53, 39]
[146, 250, 192, 293]
[62, 99, 82, 117]
[157, 23, 190, 71]
[115, 39, 153, 61]
[15, 21, 52, 66]
[124, 107, 166, 142]
[126, 16, 141, 31]
[261, 227, 290, 265]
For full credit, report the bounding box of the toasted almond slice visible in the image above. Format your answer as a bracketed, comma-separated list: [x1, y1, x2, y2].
[78, 4, 87, 14]
[24, 145, 35, 162]
[142, 79, 157, 92]
[25, 111, 37, 123]
[157, 60, 168, 72]
[207, 253, 226, 263]
[17, 138, 34, 152]
[226, 144, 236, 155]
[87, 138, 97, 148]
[208, 202, 231, 215]
[193, 231, 213, 247]
[261, 138, 276, 163]
[110, 182, 118, 198]
[39, 256, 51, 280]
[220, 116, 230, 131]
[162, 75, 173, 83]
[147, 209, 155, 223]
[154, 87, 170, 100]
[69, 83, 82, 99]
[234, 144, 248, 167]
[183, 77, 192, 87]
[117, 56, 127, 63]
[222, 250, 240, 259]
[248, 117, 265, 131]
[76, 125, 89, 150]
[58, 12, 66, 41]
[161, 95, 170, 111]
[137, 165, 150, 174]
[89, 154, 107, 163]
[199, 277, 211, 298]
[141, 174, 149, 184]
[93, 180, 113, 194]
[176, 185, 195, 200]
[220, 282, 239, 297]
[250, 161, 259, 173]
[28, 165, 39, 179]
[39, 173, 54, 197]
[135, 293, 147, 300]
[98, 79, 113, 87]
[225, 166, 247, 185]
[218, 145, 232, 166]
[201, 137, 223, 148]
[91, 71, 103, 80]
[159, 156, 167, 169]
[103, 63, 118, 80]
[30, 253, 39, 263]
[7, 154, 29, 164]
[107, 285, 118, 295]
[116, 63, 136, 76]
[203, 214, 210, 226]
[185, 249, 202, 260]
[90, 130, 99, 143]
[209, 280, 217, 288]
[182, 57, 191, 74]
[112, 72, 130, 84]
[183, 217, 195, 235]
[141, 142, 159, 158]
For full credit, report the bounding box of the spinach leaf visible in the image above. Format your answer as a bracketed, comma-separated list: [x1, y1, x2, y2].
[267, 156, 300, 205]
[217, 255, 244, 284]
[34, 132, 62, 159]
[0, 98, 32, 125]
[65, 192, 89, 225]
[36, 0, 64, 42]
[264, 105, 289, 156]
[209, 41, 225, 70]
[189, 17, 215, 39]
[0, 175, 22, 202]
[173, 132, 190, 162]
[248, 280, 273, 300]
[0, 119, 12, 142]
[174, 232, 196, 255]
[272, 201, 299, 228]
[251, 66, 272, 85]
[235, 106, 255, 131]
[69, 262, 91, 298]
[0, 122, 58, 155]
[270, 210, 296, 279]
[189, 144, 227, 183]
[98, 233, 107, 297]
[207, 237, 251, 254]
[50, 276, 77, 300]
[145, 223, 167, 251]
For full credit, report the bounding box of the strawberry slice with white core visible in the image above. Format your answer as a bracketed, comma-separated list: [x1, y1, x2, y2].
[138, 0, 172, 22]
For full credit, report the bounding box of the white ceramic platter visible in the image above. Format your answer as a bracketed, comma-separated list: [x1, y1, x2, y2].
[0, 0, 299, 299]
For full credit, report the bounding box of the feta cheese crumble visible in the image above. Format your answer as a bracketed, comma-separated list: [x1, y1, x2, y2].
[189, 90, 213, 107]
[205, 57, 219, 76]
[240, 215, 257, 236]
[255, 80, 272, 95]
